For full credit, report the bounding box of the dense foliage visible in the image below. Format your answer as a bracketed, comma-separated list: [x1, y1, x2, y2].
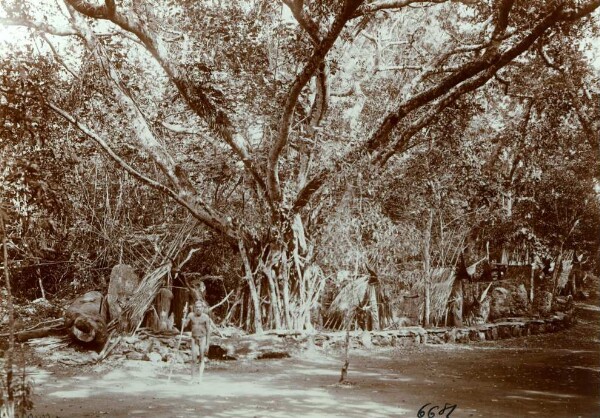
[0, 0, 598, 330]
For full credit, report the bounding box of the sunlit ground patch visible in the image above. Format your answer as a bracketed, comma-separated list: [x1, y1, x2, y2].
[506, 395, 538, 401]
[521, 390, 580, 399]
[376, 375, 413, 382]
[40, 358, 412, 417]
[49, 388, 91, 398]
[293, 368, 340, 377]
[571, 365, 600, 372]
[507, 395, 569, 406]
[24, 366, 52, 386]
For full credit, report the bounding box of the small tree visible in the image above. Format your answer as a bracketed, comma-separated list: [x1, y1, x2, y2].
[0, 206, 33, 418]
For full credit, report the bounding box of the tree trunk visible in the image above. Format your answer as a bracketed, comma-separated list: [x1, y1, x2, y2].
[448, 277, 463, 327]
[264, 266, 282, 330]
[422, 208, 433, 328]
[368, 285, 380, 331]
[552, 250, 563, 295]
[1, 212, 15, 405]
[238, 240, 263, 333]
[222, 287, 242, 326]
[281, 252, 292, 329]
[530, 264, 535, 303]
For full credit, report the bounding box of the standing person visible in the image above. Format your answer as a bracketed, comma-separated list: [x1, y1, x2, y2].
[183, 301, 211, 382]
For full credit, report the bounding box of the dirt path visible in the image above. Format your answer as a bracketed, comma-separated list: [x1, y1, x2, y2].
[27, 303, 599, 418]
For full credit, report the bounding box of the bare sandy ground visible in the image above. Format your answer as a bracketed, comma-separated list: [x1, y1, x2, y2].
[25, 303, 600, 418]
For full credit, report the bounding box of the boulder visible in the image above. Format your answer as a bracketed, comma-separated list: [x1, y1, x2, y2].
[539, 291, 553, 315]
[489, 287, 511, 320]
[107, 264, 140, 322]
[145, 352, 162, 363]
[511, 284, 529, 316]
[126, 352, 145, 361]
[360, 331, 373, 348]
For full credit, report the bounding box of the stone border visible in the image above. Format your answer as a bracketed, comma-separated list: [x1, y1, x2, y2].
[112, 310, 576, 363]
[314, 311, 576, 349]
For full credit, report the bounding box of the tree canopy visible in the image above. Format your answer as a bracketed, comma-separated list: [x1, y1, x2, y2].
[1, 0, 599, 331]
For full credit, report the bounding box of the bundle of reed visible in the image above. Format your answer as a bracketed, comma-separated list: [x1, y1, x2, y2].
[109, 262, 173, 333]
[108, 218, 197, 334]
[415, 267, 455, 326]
[324, 275, 393, 330]
[328, 275, 369, 314]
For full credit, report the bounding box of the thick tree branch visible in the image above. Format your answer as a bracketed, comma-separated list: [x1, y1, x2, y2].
[293, 0, 600, 213]
[268, 0, 365, 206]
[0, 17, 79, 37]
[364, 0, 517, 153]
[309, 64, 329, 128]
[46, 101, 240, 241]
[160, 121, 222, 150]
[374, 5, 565, 164]
[63, 4, 191, 196]
[52, 4, 249, 243]
[63, 0, 270, 207]
[283, 2, 330, 124]
[283, 1, 330, 192]
[539, 44, 600, 156]
[160, 121, 200, 135]
[353, 0, 477, 17]
[282, 0, 322, 43]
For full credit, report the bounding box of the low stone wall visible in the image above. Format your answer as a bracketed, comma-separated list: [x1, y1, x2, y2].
[110, 310, 575, 363]
[315, 310, 576, 349]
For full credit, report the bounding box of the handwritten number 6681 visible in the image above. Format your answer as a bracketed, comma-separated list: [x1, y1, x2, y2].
[417, 403, 457, 418]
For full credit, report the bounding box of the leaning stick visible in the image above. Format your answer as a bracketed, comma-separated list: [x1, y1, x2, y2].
[168, 302, 188, 382]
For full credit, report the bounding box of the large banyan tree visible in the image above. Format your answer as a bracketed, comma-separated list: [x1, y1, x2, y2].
[1, 0, 598, 332]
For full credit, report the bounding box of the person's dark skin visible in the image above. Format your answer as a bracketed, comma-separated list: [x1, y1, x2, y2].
[183, 302, 211, 382]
